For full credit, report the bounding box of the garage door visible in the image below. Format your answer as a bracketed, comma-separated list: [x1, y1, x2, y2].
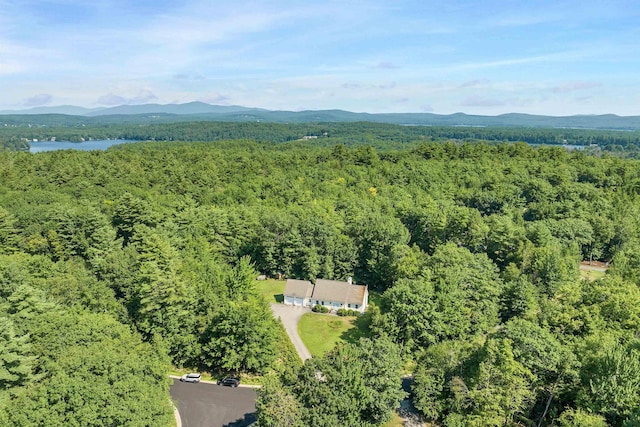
[294, 297, 304, 306]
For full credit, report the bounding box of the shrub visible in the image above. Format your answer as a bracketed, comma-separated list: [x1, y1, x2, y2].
[337, 308, 360, 317]
[312, 304, 329, 313]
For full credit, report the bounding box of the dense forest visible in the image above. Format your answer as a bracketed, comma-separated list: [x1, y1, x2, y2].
[1, 134, 640, 425]
[4, 120, 640, 155]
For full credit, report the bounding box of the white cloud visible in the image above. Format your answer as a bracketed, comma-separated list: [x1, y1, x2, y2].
[0, 38, 50, 75]
[198, 93, 231, 105]
[0, 60, 23, 75]
[550, 81, 602, 93]
[444, 51, 589, 73]
[461, 95, 504, 107]
[485, 10, 564, 28]
[23, 94, 53, 107]
[371, 61, 400, 69]
[138, 2, 328, 50]
[97, 94, 129, 106]
[97, 89, 158, 106]
[459, 79, 491, 88]
[173, 73, 205, 81]
[0, 0, 638, 116]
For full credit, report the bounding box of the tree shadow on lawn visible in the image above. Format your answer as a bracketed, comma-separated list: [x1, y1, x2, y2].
[339, 312, 371, 345]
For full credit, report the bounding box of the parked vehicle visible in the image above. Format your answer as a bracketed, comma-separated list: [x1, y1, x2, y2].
[217, 377, 240, 387]
[180, 373, 202, 383]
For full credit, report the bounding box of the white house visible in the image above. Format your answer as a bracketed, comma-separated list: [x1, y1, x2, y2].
[283, 277, 368, 313]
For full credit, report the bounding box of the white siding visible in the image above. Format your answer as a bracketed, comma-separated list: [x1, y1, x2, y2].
[314, 300, 345, 311]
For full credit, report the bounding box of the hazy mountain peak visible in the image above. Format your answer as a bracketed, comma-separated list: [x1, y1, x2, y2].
[1, 103, 640, 130]
[85, 102, 257, 116]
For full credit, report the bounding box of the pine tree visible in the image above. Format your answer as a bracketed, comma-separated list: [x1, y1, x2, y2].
[0, 317, 35, 390]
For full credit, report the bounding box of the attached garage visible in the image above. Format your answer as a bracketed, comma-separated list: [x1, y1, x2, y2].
[283, 279, 314, 307]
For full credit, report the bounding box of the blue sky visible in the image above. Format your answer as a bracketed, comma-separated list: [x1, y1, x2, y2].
[1, 0, 640, 115]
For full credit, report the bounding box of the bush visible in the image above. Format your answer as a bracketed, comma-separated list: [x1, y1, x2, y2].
[337, 308, 360, 317]
[312, 304, 329, 313]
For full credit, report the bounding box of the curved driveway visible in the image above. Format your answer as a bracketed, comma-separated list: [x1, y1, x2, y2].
[270, 303, 312, 361]
[170, 379, 257, 427]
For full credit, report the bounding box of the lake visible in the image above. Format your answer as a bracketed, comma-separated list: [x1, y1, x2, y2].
[29, 139, 136, 153]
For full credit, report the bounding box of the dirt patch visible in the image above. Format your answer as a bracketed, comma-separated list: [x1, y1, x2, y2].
[580, 261, 609, 272]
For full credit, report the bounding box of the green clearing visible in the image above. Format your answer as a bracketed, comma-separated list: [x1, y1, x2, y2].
[298, 312, 367, 357]
[580, 268, 606, 281]
[383, 412, 405, 427]
[256, 278, 286, 303]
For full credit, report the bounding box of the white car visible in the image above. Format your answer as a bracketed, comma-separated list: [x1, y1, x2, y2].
[180, 373, 202, 383]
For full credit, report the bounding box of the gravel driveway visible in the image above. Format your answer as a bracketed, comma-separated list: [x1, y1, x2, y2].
[270, 303, 312, 361]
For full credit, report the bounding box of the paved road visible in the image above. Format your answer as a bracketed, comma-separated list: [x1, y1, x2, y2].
[170, 379, 257, 427]
[270, 303, 312, 361]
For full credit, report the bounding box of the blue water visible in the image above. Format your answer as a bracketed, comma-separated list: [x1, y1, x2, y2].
[29, 139, 135, 153]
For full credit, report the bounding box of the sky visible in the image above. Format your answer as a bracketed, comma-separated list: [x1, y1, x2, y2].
[1, 0, 640, 116]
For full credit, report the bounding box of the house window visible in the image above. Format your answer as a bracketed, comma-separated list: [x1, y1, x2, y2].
[355, 305, 359, 309]
[315, 300, 319, 305]
[321, 301, 325, 305]
[348, 304, 351, 308]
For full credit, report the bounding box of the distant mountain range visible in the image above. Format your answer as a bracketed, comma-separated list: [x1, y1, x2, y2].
[2, 102, 640, 130]
[0, 102, 259, 116]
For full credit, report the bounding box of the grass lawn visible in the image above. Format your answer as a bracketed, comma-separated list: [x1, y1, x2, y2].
[579, 268, 606, 281]
[383, 412, 405, 427]
[256, 278, 286, 303]
[298, 312, 367, 357]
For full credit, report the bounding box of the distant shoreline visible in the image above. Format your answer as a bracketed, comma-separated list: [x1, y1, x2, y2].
[29, 139, 135, 153]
